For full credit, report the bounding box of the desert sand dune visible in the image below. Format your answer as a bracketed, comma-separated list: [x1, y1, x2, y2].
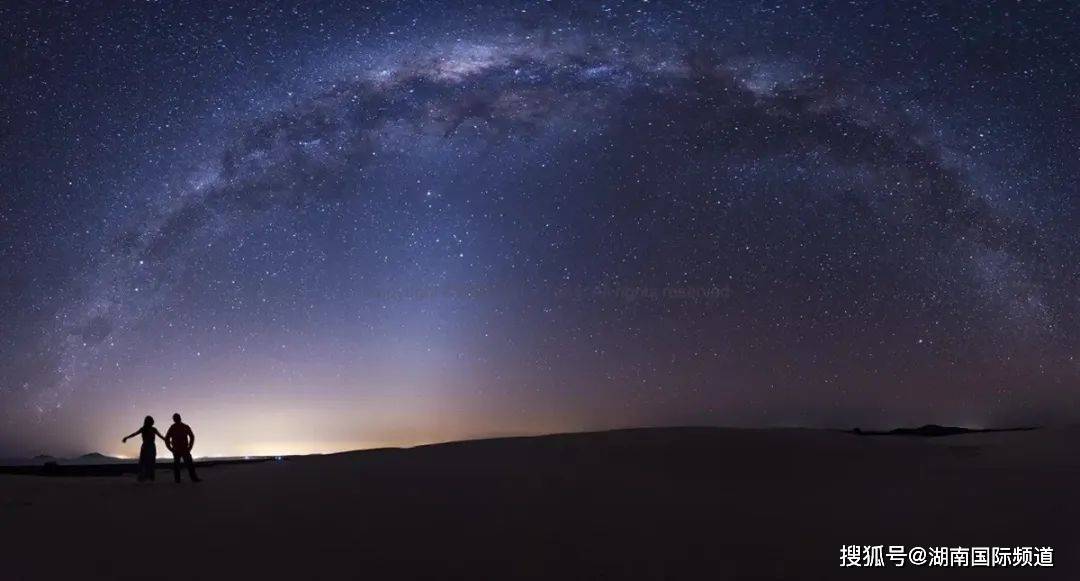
[2, 427, 1076, 580]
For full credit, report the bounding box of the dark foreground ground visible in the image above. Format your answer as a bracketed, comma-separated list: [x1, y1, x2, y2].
[2, 427, 1077, 580]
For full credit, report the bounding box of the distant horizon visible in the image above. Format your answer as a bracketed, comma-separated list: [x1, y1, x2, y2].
[5, 420, 1064, 463]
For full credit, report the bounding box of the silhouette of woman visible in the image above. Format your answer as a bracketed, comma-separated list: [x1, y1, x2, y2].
[123, 416, 166, 482]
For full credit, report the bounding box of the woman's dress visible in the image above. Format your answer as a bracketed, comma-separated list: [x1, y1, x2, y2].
[137, 427, 156, 481]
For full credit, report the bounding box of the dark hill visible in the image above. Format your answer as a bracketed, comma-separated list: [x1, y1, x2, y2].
[851, 424, 1038, 437]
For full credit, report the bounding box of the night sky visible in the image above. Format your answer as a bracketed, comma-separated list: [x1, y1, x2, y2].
[1, 1, 1077, 458]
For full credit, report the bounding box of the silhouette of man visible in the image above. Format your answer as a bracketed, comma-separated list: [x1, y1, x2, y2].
[165, 413, 201, 483]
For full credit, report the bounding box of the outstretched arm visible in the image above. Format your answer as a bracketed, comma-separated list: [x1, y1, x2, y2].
[155, 429, 167, 442]
[122, 429, 140, 442]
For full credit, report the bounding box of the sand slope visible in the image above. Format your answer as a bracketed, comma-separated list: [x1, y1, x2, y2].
[2, 427, 1077, 580]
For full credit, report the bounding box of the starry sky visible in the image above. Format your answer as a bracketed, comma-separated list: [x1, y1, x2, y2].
[1, 1, 1077, 457]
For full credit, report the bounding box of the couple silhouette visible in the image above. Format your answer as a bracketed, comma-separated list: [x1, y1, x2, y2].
[122, 413, 201, 483]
